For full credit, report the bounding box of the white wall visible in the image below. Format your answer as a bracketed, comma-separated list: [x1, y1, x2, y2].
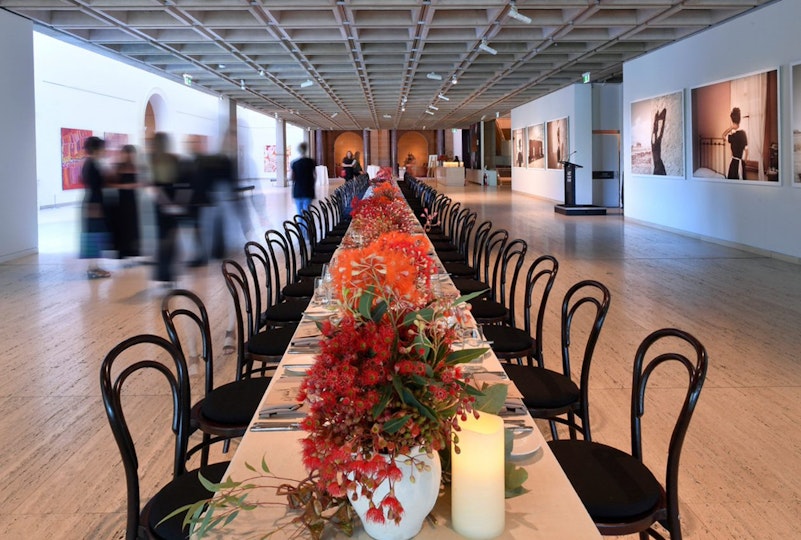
[34, 32, 224, 208]
[0, 11, 38, 261]
[510, 84, 593, 204]
[623, 0, 801, 259]
[237, 105, 277, 181]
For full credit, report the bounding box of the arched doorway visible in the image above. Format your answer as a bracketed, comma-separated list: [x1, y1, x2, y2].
[143, 92, 169, 146]
[333, 132, 363, 178]
[398, 132, 430, 177]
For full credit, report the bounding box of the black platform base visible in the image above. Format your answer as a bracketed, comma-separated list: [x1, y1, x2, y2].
[554, 204, 607, 216]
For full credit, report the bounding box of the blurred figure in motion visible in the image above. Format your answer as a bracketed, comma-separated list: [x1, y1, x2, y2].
[110, 144, 142, 262]
[149, 132, 186, 284]
[291, 142, 316, 216]
[80, 136, 112, 279]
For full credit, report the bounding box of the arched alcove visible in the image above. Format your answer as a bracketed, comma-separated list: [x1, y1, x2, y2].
[398, 131, 430, 177]
[333, 132, 363, 177]
[143, 92, 169, 146]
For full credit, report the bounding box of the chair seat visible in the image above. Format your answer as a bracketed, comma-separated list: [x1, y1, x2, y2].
[469, 299, 508, 321]
[248, 325, 296, 356]
[283, 280, 315, 298]
[263, 299, 308, 323]
[312, 243, 338, 253]
[320, 235, 342, 245]
[451, 278, 489, 295]
[502, 363, 579, 409]
[481, 325, 532, 353]
[437, 250, 466, 263]
[146, 461, 230, 540]
[298, 263, 325, 278]
[309, 252, 333, 264]
[443, 262, 475, 277]
[432, 241, 457, 252]
[549, 440, 663, 522]
[200, 377, 271, 424]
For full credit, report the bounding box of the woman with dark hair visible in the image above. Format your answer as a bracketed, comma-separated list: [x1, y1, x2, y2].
[111, 144, 141, 260]
[723, 107, 748, 180]
[80, 136, 111, 279]
[341, 150, 355, 181]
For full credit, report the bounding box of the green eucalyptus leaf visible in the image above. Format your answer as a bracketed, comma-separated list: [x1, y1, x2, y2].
[383, 415, 411, 434]
[371, 300, 388, 322]
[261, 455, 271, 474]
[455, 379, 485, 397]
[358, 288, 374, 319]
[473, 383, 509, 415]
[245, 461, 256, 473]
[391, 375, 405, 401]
[197, 472, 222, 493]
[401, 387, 438, 421]
[504, 462, 529, 498]
[371, 388, 392, 419]
[446, 347, 489, 365]
[224, 510, 240, 526]
[453, 289, 490, 305]
[156, 502, 197, 527]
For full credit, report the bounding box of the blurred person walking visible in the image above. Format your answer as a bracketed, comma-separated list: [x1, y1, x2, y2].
[110, 144, 142, 261]
[80, 136, 112, 279]
[149, 132, 186, 284]
[291, 142, 316, 216]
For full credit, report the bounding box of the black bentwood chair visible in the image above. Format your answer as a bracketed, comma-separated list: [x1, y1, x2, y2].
[502, 279, 610, 441]
[162, 289, 270, 467]
[100, 334, 229, 540]
[549, 328, 708, 540]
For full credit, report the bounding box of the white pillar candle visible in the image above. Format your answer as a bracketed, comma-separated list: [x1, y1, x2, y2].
[451, 412, 505, 539]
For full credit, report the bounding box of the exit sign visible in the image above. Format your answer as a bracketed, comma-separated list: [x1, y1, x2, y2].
[581, 72, 591, 84]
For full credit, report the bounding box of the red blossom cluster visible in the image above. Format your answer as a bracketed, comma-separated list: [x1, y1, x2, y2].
[297, 305, 471, 524]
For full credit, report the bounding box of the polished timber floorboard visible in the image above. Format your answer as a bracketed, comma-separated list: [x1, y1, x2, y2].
[2, 181, 799, 539]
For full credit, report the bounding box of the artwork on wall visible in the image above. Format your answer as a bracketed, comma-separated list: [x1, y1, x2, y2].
[630, 91, 684, 177]
[103, 132, 129, 167]
[264, 145, 278, 173]
[61, 128, 93, 190]
[792, 63, 801, 184]
[527, 124, 545, 168]
[546, 117, 568, 169]
[690, 69, 779, 181]
[512, 127, 526, 168]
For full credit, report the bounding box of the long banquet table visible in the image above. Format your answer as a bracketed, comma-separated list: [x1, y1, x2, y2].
[205, 186, 601, 539]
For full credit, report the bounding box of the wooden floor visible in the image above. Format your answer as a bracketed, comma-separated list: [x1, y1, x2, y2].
[1, 180, 799, 539]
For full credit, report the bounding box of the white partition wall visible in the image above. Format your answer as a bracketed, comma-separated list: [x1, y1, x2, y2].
[623, 0, 801, 259]
[511, 84, 592, 204]
[0, 11, 37, 262]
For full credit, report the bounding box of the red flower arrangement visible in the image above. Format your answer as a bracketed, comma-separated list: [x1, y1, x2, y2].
[348, 185, 416, 245]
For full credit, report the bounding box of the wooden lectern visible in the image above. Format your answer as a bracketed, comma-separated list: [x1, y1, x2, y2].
[554, 160, 607, 215]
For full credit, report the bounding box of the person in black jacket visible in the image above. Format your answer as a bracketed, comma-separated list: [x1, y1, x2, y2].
[80, 136, 112, 278]
[291, 142, 316, 216]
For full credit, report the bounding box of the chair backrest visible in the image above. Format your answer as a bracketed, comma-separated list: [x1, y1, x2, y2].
[221, 258, 259, 379]
[264, 229, 295, 289]
[244, 240, 274, 322]
[479, 228, 509, 285]
[491, 238, 527, 309]
[100, 334, 190, 540]
[631, 328, 708, 537]
[519, 256, 559, 364]
[284, 219, 310, 267]
[561, 279, 611, 437]
[468, 220, 493, 271]
[161, 288, 215, 395]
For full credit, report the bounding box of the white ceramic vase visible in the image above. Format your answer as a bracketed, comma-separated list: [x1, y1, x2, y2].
[349, 448, 442, 540]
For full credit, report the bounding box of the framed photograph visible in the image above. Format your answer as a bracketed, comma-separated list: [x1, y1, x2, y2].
[546, 117, 568, 170]
[690, 69, 779, 182]
[512, 127, 526, 168]
[630, 91, 684, 177]
[792, 62, 801, 184]
[61, 127, 93, 190]
[527, 123, 545, 168]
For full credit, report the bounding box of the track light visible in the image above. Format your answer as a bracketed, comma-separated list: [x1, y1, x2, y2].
[425, 110, 435, 115]
[438, 93, 449, 101]
[240, 79, 246, 90]
[300, 79, 314, 88]
[331, 112, 338, 118]
[383, 114, 392, 119]
[452, 76, 458, 85]
[259, 69, 265, 76]
[509, 1, 532, 24]
[426, 72, 442, 81]
[478, 39, 497, 55]
[428, 104, 439, 111]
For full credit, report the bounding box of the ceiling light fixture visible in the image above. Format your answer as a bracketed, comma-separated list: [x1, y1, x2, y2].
[426, 72, 442, 81]
[383, 114, 392, 119]
[478, 39, 498, 55]
[452, 76, 458, 84]
[438, 93, 449, 101]
[240, 79, 246, 90]
[425, 110, 435, 115]
[218, 64, 226, 69]
[258, 69, 265, 76]
[480, 114, 487, 121]
[331, 112, 338, 118]
[428, 104, 439, 110]
[509, 1, 532, 24]
[300, 79, 314, 88]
